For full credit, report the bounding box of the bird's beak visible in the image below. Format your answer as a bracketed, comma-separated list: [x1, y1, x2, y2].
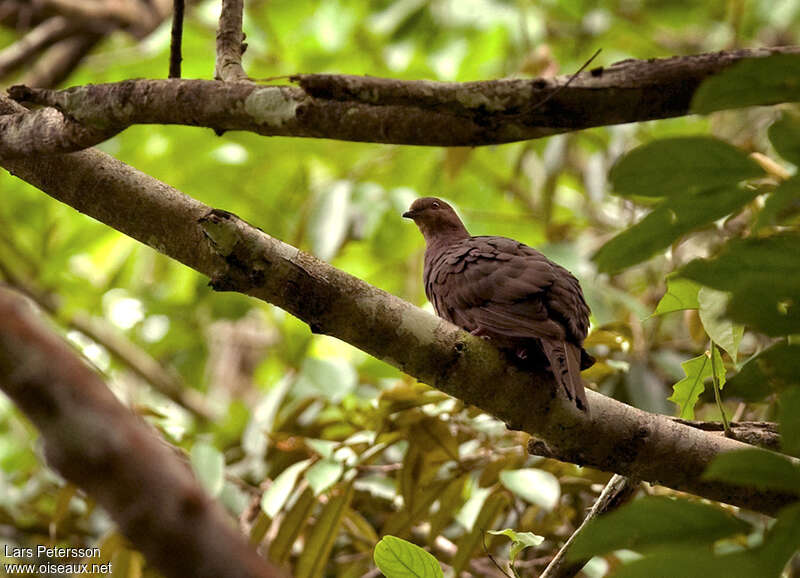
[402, 210, 415, 219]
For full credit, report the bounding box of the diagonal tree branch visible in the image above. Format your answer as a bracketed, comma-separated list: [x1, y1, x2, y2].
[0, 16, 79, 78]
[0, 256, 215, 420]
[5, 46, 800, 153]
[1, 95, 797, 516]
[216, 0, 248, 81]
[0, 288, 284, 578]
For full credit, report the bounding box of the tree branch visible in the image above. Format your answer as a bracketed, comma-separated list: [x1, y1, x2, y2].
[1, 95, 797, 516]
[0, 289, 284, 578]
[0, 16, 78, 78]
[215, 0, 248, 81]
[19, 33, 104, 88]
[5, 46, 800, 151]
[0, 256, 215, 420]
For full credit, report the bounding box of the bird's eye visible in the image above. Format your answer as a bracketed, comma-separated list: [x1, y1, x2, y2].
[431, 201, 440, 209]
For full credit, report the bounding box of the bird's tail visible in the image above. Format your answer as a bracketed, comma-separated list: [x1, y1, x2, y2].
[540, 339, 589, 412]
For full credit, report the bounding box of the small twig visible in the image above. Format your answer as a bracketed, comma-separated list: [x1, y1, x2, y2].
[528, 48, 602, 113]
[169, 0, 184, 78]
[215, 0, 248, 81]
[709, 342, 732, 437]
[540, 474, 638, 578]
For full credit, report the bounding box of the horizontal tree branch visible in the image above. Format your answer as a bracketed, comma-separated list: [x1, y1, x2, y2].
[0, 289, 283, 578]
[4, 46, 800, 153]
[1, 95, 797, 516]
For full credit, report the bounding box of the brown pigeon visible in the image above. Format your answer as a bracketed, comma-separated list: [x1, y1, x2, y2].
[403, 197, 594, 411]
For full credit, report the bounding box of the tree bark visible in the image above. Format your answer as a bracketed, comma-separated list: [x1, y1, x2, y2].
[4, 46, 800, 153]
[0, 289, 284, 578]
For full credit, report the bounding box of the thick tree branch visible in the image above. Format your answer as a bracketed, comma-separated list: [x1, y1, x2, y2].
[0, 257, 215, 420]
[1, 96, 797, 515]
[215, 0, 248, 81]
[5, 46, 800, 152]
[0, 289, 283, 578]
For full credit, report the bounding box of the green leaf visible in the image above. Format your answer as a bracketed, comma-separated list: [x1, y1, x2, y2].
[568, 496, 750, 560]
[261, 459, 312, 518]
[451, 491, 510, 575]
[779, 387, 800, 457]
[373, 536, 444, 578]
[499, 468, 560, 510]
[305, 459, 344, 495]
[668, 350, 724, 419]
[190, 441, 225, 497]
[756, 175, 800, 230]
[593, 186, 761, 273]
[295, 357, 358, 402]
[268, 486, 317, 564]
[487, 529, 544, 564]
[768, 112, 800, 166]
[726, 343, 800, 401]
[680, 233, 800, 336]
[698, 288, 743, 363]
[703, 448, 800, 493]
[310, 180, 352, 261]
[610, 547, 761, 578]
[653, 276, 701, 316]
[296, 480, 356, 578]
[692, 53, 800, 114]
[609, 137, 763, 197]
[242, 373, 293, 458]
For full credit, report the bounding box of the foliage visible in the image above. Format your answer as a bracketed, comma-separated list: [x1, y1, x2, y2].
[1, 1, 799, 577]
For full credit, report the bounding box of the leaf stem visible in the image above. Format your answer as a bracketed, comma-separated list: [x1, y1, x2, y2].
[709, 342, 731, 437]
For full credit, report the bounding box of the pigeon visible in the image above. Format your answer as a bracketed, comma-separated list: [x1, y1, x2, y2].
[403, 197, 594, 411]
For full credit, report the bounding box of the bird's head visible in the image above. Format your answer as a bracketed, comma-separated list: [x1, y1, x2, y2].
[403, 197, 470, 242]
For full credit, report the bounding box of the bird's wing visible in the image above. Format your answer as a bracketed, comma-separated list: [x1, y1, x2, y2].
[428, 237, 567, 340]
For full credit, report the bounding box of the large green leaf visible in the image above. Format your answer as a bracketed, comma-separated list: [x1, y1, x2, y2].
[668, 349, 725, 419]
[499, 468, 560, 511]
[680, 233, 800, 336]
[779, 387, 800, 457]
[609, 137, 763, 197]
[261, 459, 313, 518]
[692, 53, 800, 114]
[725, 343, 800, 401]
[611, 502, 800, 578]
[653, 276, 701, 316]
[190, 441, 225, 497]
[594, 186, 761, 273]
[373, 536, 444, 578]
[756, 175, 800, 230]
[768, 112, 800, 166]
[698, 287, 743, 363]
[296, 480, 356, 578]
[702, 448, 800, 493]
[568, 496, 750, 559]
